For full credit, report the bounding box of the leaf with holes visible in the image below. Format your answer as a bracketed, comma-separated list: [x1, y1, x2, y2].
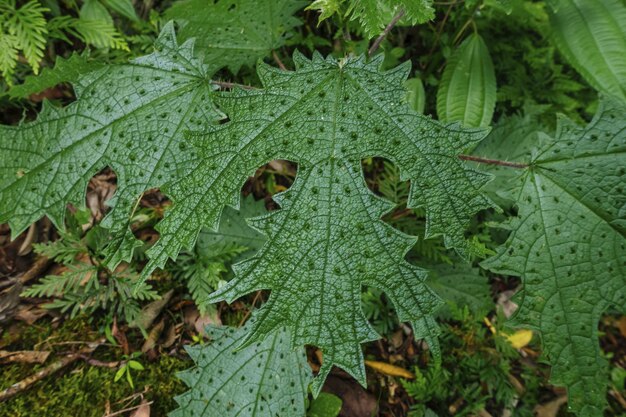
[141, 52, 495, 393]
[165, 0, 306, 75]
[171, 325, 311, 417]
[0, 23, 222, 269]
[482, 97, 626, 416]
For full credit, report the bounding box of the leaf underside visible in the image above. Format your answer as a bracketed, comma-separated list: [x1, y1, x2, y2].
[483, 97, 626, 416]
[171, 325, 311, 417]
[165, 0, 306, 75]
[142, 52, 495, 392]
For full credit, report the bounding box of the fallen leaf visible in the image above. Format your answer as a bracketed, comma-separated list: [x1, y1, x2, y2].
[130, 400, 151, 417]
[506, 329, 533, 349]
[497, 290, 519, 318]
[534, 395, 568, 417]
[0, 350, 50, 364]
[194, 310, 221, 337]
[141, 320, 165, 353]
[364, 360, 415, 379]
[130, 290, 173, 330]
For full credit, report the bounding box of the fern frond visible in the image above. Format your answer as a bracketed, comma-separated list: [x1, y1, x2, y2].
[22, 263, 97, 298]
[5, 0, 49, 74]
[0, 34, 19, 83]
[72, 19, 129, 51]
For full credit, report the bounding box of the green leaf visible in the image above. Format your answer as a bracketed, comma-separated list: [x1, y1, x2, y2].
[307, 392, 342, 417]
[0, 0, 49, 80]
[171, 325, 311, 417]
[548, 0, 626, 102]
[164, 0, 306, 74]
[141, 52, 495, 393]
[8, 52, 104, 99]
[0, 23, 223, 269]
[405, 77, 425, 114]
[196, 195, 268, 259]
[72, 18, 129, 50]
[80, 0, 113, 24]
[102, 0, 138, 21]
[470, 113, 546, 205]
[426, 263, 492, 317]
[345, 0, 435, 38]
[482, 97, 626, 416]
[437, 34, 497, 127]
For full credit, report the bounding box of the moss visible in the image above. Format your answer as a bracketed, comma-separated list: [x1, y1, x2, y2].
[1, 316, 190, 417]
[0, 353, 189, 417]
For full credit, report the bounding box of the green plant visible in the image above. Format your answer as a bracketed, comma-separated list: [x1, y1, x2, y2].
[1, 1, 625, 416]
[0, 0, 136, 85]
[21, 210, 159, 323]
[114, 352, 145, 389]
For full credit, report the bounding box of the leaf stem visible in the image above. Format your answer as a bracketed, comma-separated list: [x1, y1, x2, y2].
[211, 81, 258, 90]
[272, 50, 287, 71]
[458, 154, 528, 169]
[368, 9, 406, 57]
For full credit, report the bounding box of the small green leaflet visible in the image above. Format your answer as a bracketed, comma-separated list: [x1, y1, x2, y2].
[437, 34, 497, 128]
[171, 325, 311, 417]
[165, 0, 306, 75]
[0, 23, 222, 269]
[483, 97, 626, 416]
[548, 0, 626, 102]
[142, 52, 494, 393]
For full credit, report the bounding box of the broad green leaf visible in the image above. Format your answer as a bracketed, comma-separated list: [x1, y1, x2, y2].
[437, 34, 497, 127]
[307, 393, 342, 417]
[8, 52, 103, 99]
[196, 195, 267, 259]
[405, 77, 425, 114]
[164, 0, 306, 75]
[0, 23, 222, 269]
[548, 0, 626, 102]
[80, 0, 113, 24]
[470, 113, 546, 205]
[102, 0, 138, 21]
[141, 52, 495, 392]
[483, 97, 626, 416]
[426, 263, 492, 317]
[171, 325, 311, 417]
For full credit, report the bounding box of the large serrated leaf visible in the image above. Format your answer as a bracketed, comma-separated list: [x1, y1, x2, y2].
[482, 97, 626, 416]
[171, 325, 311, 417]
[165, 0, 305, 75]
[437, 34, 497, 127]
[548, 0, 626, 102]
[0, 22, 223, 268]
[140, 52, 495, 392]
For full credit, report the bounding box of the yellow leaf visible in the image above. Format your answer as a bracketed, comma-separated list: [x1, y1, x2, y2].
[506, 329, 533, 349]
[364, 360, 415, 379]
